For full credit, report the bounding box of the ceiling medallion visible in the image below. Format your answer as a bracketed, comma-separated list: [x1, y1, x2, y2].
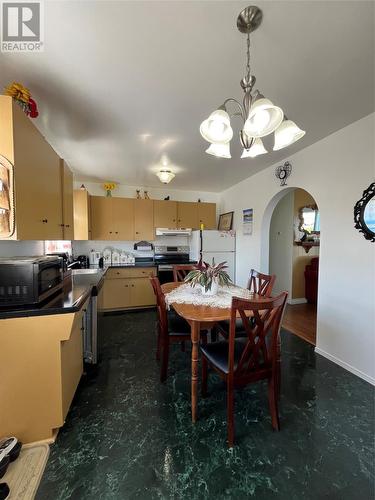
[200, 6, 305, 159]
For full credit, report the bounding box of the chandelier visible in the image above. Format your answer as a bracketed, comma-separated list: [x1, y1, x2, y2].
[200, 6, 305, 159]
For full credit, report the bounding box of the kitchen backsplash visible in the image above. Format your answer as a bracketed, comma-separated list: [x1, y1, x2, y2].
[0, 241, 45, 257]
[72, 235, 190, 259]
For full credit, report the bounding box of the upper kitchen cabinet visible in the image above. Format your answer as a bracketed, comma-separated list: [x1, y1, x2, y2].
[90, 196, 112, 240]
[112, 197, 134, 240]
[90, 196, 134, 240]
[0, 96, 63, 240]
[134, 199, 154, 240]
[198, 202, 216, 229]
[73, 189, 92, 240]
[154, 200, 177, 228]
[60, 160, 74, 240]
[177, 202, 198, 228]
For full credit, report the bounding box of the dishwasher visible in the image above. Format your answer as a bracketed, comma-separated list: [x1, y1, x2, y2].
[82, 294, 98, 364]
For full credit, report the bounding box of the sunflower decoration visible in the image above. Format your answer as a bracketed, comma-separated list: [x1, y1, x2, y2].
[4, 82, 39, 118]
[103, 182, 117, 197]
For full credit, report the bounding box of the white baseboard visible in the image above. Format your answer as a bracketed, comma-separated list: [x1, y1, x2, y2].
[288, 298, 307, 305]
[315, 347, 375, 386]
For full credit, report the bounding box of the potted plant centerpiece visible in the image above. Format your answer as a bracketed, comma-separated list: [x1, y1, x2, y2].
[184, 260, 232, 296]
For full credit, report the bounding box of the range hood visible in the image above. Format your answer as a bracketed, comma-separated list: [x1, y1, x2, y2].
[156, 228, 192, 236]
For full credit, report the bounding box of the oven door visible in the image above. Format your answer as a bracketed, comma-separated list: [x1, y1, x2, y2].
[157, 265, 174, 285]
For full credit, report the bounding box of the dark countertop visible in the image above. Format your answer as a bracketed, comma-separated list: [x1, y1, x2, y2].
[0, 269, 106, 320]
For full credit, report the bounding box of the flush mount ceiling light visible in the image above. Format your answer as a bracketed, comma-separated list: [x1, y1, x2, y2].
[200, 5, 305, 159]
[156, 169, 175, 184]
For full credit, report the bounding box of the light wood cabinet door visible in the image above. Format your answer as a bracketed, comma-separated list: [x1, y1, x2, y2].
[154, 200, 177, 228]
[177, 201, 198, 228]
[90, 196, 112, 240]
[102, 278, 131, 309]
[112, 197, 134, 240]
[61, 160, 74, 240]
[60, 310, 83, 420]
[73, 189, 91, 240]
[11, 101, 63, 240]
[198, 203, 216, 229]
[129, 278, 156, 307]
[134, 199, 154, 240]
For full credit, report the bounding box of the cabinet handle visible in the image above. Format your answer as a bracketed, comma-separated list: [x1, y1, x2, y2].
[135, 231, 139, 234]
[42, 219, 48, 223]
[117, 272, 120, 275]
[109, 231, 112, 234]
[132, 284, 134, 287]
[65, 224, 70, 228]
[115, 231, 118, 234]
[125, 285, 128, 287]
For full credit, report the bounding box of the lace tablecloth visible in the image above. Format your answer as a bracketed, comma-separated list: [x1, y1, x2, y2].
[164, 283, 254, 309]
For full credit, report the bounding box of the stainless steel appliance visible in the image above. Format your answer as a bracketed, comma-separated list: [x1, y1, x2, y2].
[83, 294, 98, 364]
[154, 245, 192, 284]
[155, 228, 192, 236]
[0, 256, 63, 306]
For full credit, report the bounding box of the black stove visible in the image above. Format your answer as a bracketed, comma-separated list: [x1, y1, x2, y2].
[154, 245, 192, 283]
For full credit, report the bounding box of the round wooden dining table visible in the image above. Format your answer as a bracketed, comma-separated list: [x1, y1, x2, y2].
[161, 282, 262, 423]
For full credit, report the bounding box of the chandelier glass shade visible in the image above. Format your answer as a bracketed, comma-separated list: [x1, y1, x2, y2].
[206, 142, 231, 158]
[273, 119, 306, 151]
[241, 137, 267, 158]
[156, 169, 175, 184]
[200, 109, 233, 144]
[200, 6, 305, 159]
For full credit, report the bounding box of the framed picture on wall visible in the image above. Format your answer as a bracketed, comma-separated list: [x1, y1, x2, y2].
[218, 211, 234, 231]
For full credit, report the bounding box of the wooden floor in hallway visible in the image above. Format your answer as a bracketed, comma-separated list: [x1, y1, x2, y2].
[282, 303, 317, 345]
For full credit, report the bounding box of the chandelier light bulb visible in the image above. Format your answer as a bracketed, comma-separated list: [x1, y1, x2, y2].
[241, 137, 267, 158]
[156, 169, 175, 184]
[200, 109, 233, 144]
[205, 142, 231, 158]
[273, 119, 306, 150]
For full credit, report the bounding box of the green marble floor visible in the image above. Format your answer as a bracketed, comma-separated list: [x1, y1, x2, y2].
[37, 310, 374, 499]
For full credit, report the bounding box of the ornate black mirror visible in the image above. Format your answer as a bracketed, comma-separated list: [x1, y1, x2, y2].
[354, 182, 375, 242]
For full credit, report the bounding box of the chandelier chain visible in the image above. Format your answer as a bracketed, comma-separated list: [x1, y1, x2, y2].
[245, 32, 251, 83]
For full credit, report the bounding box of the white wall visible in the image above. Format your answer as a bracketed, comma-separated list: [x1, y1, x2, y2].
[269, 191, 294, 296]
[219, 113, 375, 384]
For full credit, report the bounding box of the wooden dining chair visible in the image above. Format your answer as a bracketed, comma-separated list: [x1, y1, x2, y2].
[173, 264, 196, 282]
[201, 292, 288, 447]
[150, 276, 206, 382]
[216, 269, 276, 339]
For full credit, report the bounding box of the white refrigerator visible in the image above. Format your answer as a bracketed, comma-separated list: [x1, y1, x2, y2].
[190, 230, 236, 282]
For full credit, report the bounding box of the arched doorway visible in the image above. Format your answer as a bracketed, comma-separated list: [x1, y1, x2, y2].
[262, 188, 320, 345]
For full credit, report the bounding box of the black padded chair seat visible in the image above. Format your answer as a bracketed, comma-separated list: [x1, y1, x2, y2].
[168, 312, 191, 336]
[200, 339, 247, 374]
[217, 318, 247, 338]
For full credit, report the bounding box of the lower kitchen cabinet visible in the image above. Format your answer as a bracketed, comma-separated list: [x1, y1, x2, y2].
[101, 267, 156, 311]
[102, 278, 131, 310]
[0, 306, 86, 443]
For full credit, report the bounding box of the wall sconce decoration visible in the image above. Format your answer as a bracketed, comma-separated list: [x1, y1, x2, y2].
[275, 161, 292, 186]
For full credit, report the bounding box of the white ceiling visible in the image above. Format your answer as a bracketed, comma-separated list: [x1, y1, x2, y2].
[0, 1, 374, 192]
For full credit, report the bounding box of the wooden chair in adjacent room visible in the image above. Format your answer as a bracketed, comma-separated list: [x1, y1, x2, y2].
[216, 269, 276, 339]
[150, 276, 206, 382]
[200, 292, 288, 447]
[172, 264, 196, 282]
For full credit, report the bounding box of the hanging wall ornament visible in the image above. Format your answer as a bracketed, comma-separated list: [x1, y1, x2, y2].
[275, 161, 292, 186]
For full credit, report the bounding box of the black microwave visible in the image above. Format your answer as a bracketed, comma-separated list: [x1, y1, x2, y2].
[0, 256, 63, 307]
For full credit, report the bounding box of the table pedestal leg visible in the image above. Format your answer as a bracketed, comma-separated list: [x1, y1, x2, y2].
[191, 321, 200, 423]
